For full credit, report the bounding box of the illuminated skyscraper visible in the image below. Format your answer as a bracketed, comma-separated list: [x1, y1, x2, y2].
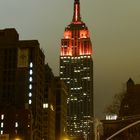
[60, 0, 94, 139]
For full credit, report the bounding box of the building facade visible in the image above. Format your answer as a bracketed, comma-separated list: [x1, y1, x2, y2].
[100, 78, 140, 140]
[43, 65, 68, 140]
[0, 108, 32, 140]
[60, 0, 94, 139]
[43, 64, 56, 140]
[101, 116, 140, 140]
[119, 78, 140, 117]
[55, 77, 68, 140]
[0, 28, 45, 140]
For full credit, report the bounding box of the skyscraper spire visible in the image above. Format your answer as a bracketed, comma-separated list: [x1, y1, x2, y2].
[72, 0, 81, 22]
[60, 1, 93, 139]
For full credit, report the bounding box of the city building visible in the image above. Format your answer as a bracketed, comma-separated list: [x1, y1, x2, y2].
[59, 0, 94, 139]
[119, 78, 140, 116]
[100, 78, 140, 140]
[43, 64, 56, 140]
[0, 28, 45, 140]
[100, 116, 140, 140]
[0, 108, 32, 140]
[55, 77, 68, 140]
[43, 65, 68, 140]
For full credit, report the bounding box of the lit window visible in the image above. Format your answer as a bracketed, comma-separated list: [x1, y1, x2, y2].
[1, 122, 4, 128]
[29, 70, 33, 75]
[50, 105, 54, 111]
[29, 100, 32, 104]
[60, 66, 64, 68]
[29, 77, 33, 82]
[29, 92, 32, 97]
[106, 115, 118, 120]
[30, 62, 33, 68]
[0, 130, 3, 135]
[43, 103, 48, 109]
[15, 122, 18, 128]
[1, 114, 4, 120]
[29, 84, 32, 90]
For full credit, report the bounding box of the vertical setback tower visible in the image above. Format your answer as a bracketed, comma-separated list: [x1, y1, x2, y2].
[60, 0, 93, 139]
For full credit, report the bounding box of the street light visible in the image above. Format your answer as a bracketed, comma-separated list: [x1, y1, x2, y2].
[63, 136, 69, 140]
[14, 137, 22, 140]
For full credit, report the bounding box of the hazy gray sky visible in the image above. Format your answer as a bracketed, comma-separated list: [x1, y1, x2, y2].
[0, 0, 140, 118]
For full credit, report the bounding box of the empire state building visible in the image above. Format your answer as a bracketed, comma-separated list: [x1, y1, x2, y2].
[60, 0, 94, 139]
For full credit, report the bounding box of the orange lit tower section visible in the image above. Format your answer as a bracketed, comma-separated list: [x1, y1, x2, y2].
[60, 0, 93, 140]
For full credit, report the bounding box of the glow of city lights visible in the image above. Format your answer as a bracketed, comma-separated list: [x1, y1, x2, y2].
[29, 84, 32, 90]
[64, 30, 71, 39]
[15, 122, 18, 128]
[75, 4, 78, 21]
[43, 103, 48, 109]
[29, 62, 33, 68]
[0, 130, 3, 135]
[29, 77, 33, 82]
[1, 122, 4, 128]
[29, 70, 33, 75]
[29, 92, 32, 97]
[14, 138, 22, 140]
[29, 100, 32, 104]
[106, 115, 118, 120]
[80, 30, 88, 38]
[1, 114, 4, 120]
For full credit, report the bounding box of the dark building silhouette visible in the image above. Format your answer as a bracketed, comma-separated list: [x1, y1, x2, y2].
[0, 107, 32, 140]
[0, 28, 45, 140]
[100, 78, 140, 140]
[100, 116, 140, 140]
[119, 78, 140, 116]
[44, 65, 68, 140]
[59, 0, 94, 139]
[55, 77, 68, 140]
[43, 64, 56, 140]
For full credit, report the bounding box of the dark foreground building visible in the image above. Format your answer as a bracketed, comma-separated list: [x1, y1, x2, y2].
[44, 65, 68, 140]
[119, 78, 140, 116]
[101, 116, 140, 140]
[0, 108, 32, 140]
[0, 28, 45, 140]
[54, 77, 68, 140]
[43, 64, 56, 140]
[60, 0, 94, 139]
[100, 78, 140, 140]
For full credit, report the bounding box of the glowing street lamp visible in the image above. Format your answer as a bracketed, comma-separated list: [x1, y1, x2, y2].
[14, 137, 22, 140]
[63, 136, 70, 140]
[64, 138, 69, 140]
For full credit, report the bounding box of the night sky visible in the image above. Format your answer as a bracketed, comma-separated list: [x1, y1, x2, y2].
[0, 0, 140, 118]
